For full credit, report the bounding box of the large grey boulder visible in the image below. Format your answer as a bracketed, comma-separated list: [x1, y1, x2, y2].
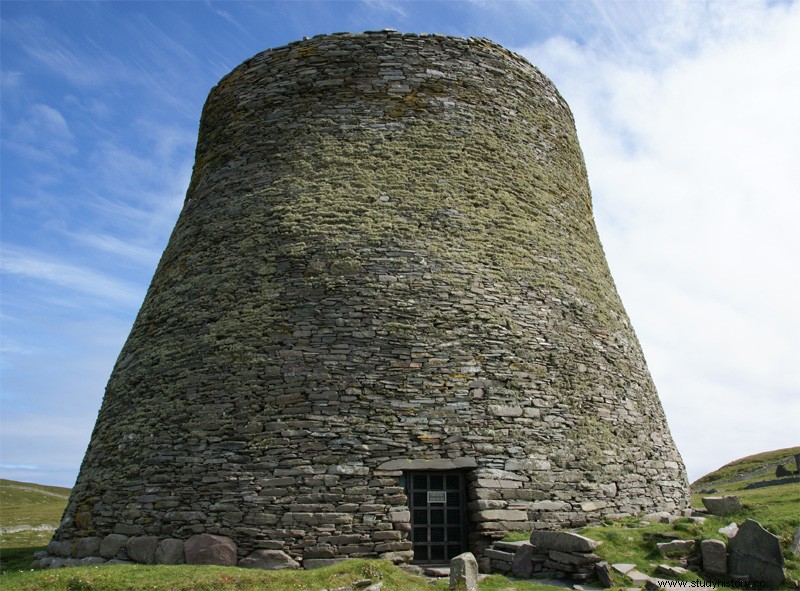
[700, 539, 727, 575]
[595, 561, 613, 588]
[99, 534, 128, 559]
[184, 533, 237, 566]
[238, 549, 300, 570]
[529, 530, 600, 552]
[126, 535, 158, 564]
[74, 536, 102, 559]
[511, 543, 536, 578]
[728, 519, 785, 588]
[701, 495, 742, 516]
[450, 552, 478, 591]
[155, 538, 185, 564]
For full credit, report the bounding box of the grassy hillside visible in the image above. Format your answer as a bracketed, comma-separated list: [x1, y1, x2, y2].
[692, 446, 800, 490]
[0, 479, 70, 573]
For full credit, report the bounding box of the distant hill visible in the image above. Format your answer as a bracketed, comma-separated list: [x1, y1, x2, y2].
[691, 445, 800, 491]
[0, 479, 70, 534]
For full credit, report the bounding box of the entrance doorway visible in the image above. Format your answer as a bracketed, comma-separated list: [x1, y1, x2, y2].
[405, 471, 468, 563]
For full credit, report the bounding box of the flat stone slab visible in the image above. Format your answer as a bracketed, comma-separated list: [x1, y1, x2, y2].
[530, 530, 600, 552]
[729, 519, 785, 588]
[450, 552, 478, 591]
[701, 495, 742, 516]
[612, 563, 638, 575]
[424, 566, 450, 577]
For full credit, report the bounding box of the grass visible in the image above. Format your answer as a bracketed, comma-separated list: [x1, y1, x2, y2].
[0, 479, 71, 574]
[692, 446, 800, 490]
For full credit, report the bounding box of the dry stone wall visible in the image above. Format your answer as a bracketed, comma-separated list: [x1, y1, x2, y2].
[50, 30, 688, 566]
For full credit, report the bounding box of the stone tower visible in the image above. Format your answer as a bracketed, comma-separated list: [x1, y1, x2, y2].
[50, 31, 688, 567]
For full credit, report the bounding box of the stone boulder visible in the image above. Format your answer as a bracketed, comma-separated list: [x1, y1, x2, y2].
[450, 552, 478, 591]
[719, 522, 739, 538]
[184, 533, 237, 566]
[791, 527, 800, 557]
[74, 536, 102, 559]
[529, 530, 600, 552]
[155, 538, 185, 564]
[656, 539, 694, 557]
[511, 543, 536, 578]
[728, 519, 785, 588]
[238, 549, 300, 570]
[126, 535, 158, 564]
[700, 538, 726, 575]
[701, 495, 742, 516]
[595, 561, 613, 588]
[99, 534, 128, 559]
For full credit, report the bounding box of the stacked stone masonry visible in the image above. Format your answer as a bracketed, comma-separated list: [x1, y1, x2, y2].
[50, 30, 688, 566]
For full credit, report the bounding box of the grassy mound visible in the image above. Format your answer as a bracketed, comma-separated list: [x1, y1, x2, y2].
[691, 446, 800, 490]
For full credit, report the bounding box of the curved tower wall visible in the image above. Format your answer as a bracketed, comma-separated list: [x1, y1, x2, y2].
[53, 31, 688, 565]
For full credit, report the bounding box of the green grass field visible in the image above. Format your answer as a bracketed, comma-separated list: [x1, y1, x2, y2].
[1, 447, 798, 590]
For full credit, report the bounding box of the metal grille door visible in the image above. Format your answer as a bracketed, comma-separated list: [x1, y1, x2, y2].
[406, 471, 467, 563]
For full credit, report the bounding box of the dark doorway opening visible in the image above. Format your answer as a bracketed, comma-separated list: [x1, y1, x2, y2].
[405, 471, 468, 563]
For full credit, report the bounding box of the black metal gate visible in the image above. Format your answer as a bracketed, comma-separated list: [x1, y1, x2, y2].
[406, 471, 468, 563]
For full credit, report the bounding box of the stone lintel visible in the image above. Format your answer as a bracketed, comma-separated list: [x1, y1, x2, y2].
[377, 457, 477, 471]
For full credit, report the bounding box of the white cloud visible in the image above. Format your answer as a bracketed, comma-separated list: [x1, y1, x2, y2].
[0, 245, 142, 307]
[518, 0, 800, 481]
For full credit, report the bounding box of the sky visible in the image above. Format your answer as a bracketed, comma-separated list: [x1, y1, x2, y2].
[1, 0, 798, 489]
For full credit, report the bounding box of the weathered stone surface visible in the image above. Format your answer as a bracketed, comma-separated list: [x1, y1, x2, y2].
[702, 496, 742, 516]
[728, 519, 785, 588]
[700, 538, 726, 575]
[238, 549, 300, 570]
[656, 539, 694, 556]
[74, 536, 101, 559]
[511, 543, 536, 578]
[656, 564, 689, 576]
[612, 563, 637, 575]
[99, 534, 128, 559]
[530, 530, 600, 552]
[184, 534, 237, 566]
[719, 522, 739, 538]
[126, 536, 158, 564]
[450, 552, 478, 591]
[155, 538, 185, 564]
[548, 549, 601, 565]
[47, 30, 688, 565]
[595, 561, 613, 588]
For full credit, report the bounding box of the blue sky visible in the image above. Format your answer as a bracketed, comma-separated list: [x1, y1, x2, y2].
[1, 0, 798, 488]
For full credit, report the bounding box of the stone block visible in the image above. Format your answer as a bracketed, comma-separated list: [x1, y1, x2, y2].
[701, 495, 742, 516]
[728, 519, 785, 588]
[238, 549, 300, 570]
[529, 530, 600, 552]
[184, 533, 237, 566]
[656, 539, 694, 556]
[99, 534, 129, 559]
[75, 536, 102, 559]
[595, 561, 613, 588]
[700, 538, 726, 575]
[155, 538, 185, 564]
[511, 543, 535, 578]
[126, 536, 158, 564]
[450, 551, 478, 591]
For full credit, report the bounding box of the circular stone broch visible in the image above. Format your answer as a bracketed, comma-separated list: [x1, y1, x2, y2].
[49, 31, 688, 568]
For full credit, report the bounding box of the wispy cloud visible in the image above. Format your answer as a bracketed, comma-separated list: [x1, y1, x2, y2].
[517, 0, 800, 480]
[0, 245, 142, 307]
